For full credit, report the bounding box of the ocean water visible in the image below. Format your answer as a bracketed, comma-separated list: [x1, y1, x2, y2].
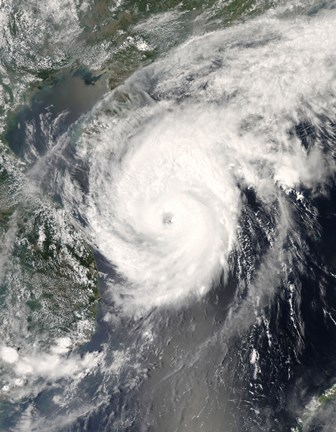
[1, 0, 336, 431]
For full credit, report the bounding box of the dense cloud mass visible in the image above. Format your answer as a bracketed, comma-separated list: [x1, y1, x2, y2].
[63, 7, 336, 314]
[1, 0, 336, 431]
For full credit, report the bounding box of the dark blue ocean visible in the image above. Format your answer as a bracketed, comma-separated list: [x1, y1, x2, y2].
[1, 1, 336, 431]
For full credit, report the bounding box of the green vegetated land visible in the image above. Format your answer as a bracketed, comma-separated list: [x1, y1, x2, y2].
[0, 0, 275, 347]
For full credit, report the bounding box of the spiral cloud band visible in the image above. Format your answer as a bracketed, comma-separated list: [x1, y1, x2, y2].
[86, 106, 241, 309]
[63, 7, 336, 314]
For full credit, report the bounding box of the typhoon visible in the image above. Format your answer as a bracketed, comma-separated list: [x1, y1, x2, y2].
[59, 5, 336, 316]
[2, 1, 336, 431]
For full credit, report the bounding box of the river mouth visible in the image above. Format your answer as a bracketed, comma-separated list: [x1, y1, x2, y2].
[1, 1, 336, 431]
